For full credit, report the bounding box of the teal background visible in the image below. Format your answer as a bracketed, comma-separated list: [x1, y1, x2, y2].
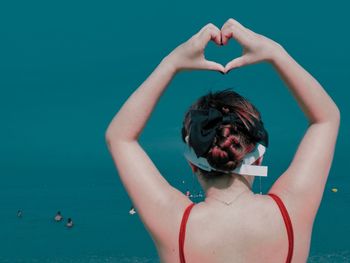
[0, 0, 349, 262]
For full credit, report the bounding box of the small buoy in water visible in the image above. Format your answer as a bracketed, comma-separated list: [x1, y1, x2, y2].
[331, 188, 338, 193]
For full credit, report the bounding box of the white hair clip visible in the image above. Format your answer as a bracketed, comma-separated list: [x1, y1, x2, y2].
[183, 136, 268, 177]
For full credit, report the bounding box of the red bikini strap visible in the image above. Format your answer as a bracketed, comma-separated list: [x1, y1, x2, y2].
[268, 193, 294, 263]
[179, 202, 195, 263]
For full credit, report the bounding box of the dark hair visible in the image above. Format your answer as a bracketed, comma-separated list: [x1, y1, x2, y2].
[181, 88, 266, 180]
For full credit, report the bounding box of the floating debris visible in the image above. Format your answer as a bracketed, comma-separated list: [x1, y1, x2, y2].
[129, 206, 136, 215]
[17, 210, 22, 218]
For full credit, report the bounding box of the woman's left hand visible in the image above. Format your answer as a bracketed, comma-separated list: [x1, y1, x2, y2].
[164, 23, 225, 73]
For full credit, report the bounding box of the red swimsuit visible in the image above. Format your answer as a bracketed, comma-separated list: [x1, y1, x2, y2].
[178, 193, 294, 263]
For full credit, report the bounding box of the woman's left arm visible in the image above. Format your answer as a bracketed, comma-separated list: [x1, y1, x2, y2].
[105, 23, 224, 247]
[105, 57, 176, 142]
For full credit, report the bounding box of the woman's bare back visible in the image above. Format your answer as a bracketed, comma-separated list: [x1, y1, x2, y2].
[158, 192, 312, 263]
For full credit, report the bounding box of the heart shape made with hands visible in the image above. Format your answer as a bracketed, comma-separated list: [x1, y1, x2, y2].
[204, 36, 242, 73]
[196, 21, 251, 74]
[173, 19, 265, 73]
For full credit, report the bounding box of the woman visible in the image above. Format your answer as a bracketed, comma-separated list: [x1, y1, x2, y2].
[105, 18, 340, 263]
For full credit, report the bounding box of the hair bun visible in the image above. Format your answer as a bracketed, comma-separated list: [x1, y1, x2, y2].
[206, 132, 246, 171]
[182, 88, 268, 178]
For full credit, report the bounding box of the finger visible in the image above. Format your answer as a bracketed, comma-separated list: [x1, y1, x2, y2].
[198, 23, 222, 47]
[221, 23, 247, 46]
[224, 55, 249, 72]
[222, 18, 249, 34]
[221, 18, 249, 46]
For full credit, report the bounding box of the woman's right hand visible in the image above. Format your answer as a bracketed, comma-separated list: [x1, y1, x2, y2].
[164, 23, 225, 73]
[221, 18, 284, 72]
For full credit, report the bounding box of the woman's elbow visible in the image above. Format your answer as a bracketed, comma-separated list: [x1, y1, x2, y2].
[105, 129, 136, 145]
[105, 129, 114, 148]
[326, 106, 341, 128]
[313, 105, 341, 125]
[330, 106, 341, 125]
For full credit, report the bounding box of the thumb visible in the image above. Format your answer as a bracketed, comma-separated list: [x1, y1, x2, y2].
[202, 60, 225, 73]
[224, 55, 249, 72]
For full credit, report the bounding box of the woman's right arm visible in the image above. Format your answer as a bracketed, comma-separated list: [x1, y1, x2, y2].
[267, 46, 340, 224]
[221, 18, 340, 224]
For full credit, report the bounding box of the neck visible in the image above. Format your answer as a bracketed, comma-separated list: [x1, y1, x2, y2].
[197, 172, 254, 201]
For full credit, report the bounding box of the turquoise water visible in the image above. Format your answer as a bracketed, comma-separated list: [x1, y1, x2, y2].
[1, 0, 349, 262]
